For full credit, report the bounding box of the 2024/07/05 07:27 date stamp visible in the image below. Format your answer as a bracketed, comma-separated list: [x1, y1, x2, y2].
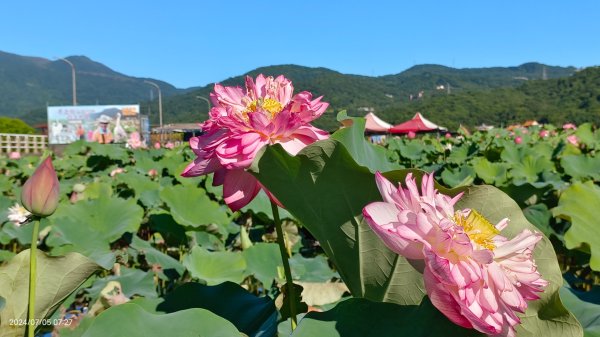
[9, 318, 73, 326]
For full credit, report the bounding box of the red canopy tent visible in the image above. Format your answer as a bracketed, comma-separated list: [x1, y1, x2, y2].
[364, 112, 393, 132]
[389, 113, 447, 134]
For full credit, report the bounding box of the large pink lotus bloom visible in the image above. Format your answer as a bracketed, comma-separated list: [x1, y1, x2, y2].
[182, 74, 329, 211]
[363, 173, 547, 337]
[563, 123, 577, 130]
[566, 135, 579, 147]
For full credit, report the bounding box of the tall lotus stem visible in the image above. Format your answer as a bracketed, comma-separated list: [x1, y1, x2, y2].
[21, 156, 59, 337]
[28, 219, 39, 337]
[271, 201, 297, 330]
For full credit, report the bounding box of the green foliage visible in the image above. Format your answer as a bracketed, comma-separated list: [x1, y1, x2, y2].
[0, 250, 99, 337]
[0, 117, 35, 134]
[291, 298, 483, 337]
[553, 181, 600, 270]
[60, 303, 241, 337]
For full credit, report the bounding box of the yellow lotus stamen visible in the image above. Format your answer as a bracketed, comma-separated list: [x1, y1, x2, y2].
[455, 209, 499, 250]
[244, 98, 283, 118]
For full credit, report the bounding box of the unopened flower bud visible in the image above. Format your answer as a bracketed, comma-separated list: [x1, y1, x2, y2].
[21, 157, 60, 217]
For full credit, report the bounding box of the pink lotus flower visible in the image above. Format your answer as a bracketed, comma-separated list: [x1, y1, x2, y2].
[154, 142, 161, 149]
[363, 173, 547, 337]
[445, 133, 452, 139]
[148, 169, 158, 177]
[9, 151, 21, 159]
[127, 132, 144, 149]
[407, 131, 416, 139]
[165, 141, 175, 149]
[563, 123, 577, 130]
[21, 157, 60, 217]
[567, 135, 579, 146]
[514, 136, 522, 144]
[539, 130, 549, 138]
[182, 74, 329, 211]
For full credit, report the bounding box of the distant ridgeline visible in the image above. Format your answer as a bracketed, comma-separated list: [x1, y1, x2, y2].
[2, 49, 597, 131]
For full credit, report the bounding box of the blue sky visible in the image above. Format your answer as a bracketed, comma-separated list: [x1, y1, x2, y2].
[1, 0, 598, 88]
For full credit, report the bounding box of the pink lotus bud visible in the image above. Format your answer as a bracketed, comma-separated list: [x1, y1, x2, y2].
[9, 152, 21, 159]
[539, 130, 549, 138]
[407, 131, 416, 139]
[148, 169, 158, 177]
[567, 135, 579, 146]
[20, 157, 60, 217]
[154, 142, 161, 149]
[563, 123, 577, 130]
[165, 142, 175, 149]
[514, 136, 523, 144]
[444, 133, 451, 139]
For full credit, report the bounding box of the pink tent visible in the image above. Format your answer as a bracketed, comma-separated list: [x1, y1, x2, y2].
[389, 113, 447, 134]
[364, 112, 393, 132]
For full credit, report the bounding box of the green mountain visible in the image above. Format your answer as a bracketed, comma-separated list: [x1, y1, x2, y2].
[0, 50, 184, 122]
[159, 63, 577, 130]
[3, 49, 586, 131]
[380, 66, 600, 130]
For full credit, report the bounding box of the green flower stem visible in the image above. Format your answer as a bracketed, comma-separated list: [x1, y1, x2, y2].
[28, 219, 40, 337]
[271, 201, 297, 330]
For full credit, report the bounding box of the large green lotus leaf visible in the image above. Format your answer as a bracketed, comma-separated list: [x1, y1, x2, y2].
[0, 250, 15, 262]
[501, 144, 527, 166]
[523, 203, 554, 238]
[509, 155, 554, 185]
[0, 250, 100, 337]
[153, 282, 277, 337]
[291, 298, 482, 337]
[561, 155, 600, 182]
[472, 157, 508, 185]
[82, 180, 113, 200]
[290, 254, 339, 282]
[53, 155, 89, 178]
[242, 242, 282, 286]
[0, 196, 12, 240]
[160, 184, 230, 228]
[575, 123, 597, 148]
[446, 142, 478, 164]
[62, 302, 241, 337]
[441, 165, 476, 188]
[115, 171, 160, 196]
[250, 140, 426, 305]
[561, 285, 600, 337]
[397, 141, 426, 162]
[86, 266, 157, 300]
[183, 246, 246, 285]
[130, 235, 184, 280]
[114, 171, 162, 208]
[0, 175, 13, 195]
[132, 151, 163, 174]
[456, 185, 582, 337]
[46, 197, 144, 269]
[331, 111, 398, 172]
[553, 181, 600, 270]
[1, 217, 51, 246]
[85, 143, 129, 163]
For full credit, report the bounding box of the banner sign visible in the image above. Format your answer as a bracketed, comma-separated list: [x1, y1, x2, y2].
[47, 105, 140, 145]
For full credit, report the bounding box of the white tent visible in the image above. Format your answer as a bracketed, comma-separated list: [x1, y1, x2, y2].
[364, 112, 393, 132]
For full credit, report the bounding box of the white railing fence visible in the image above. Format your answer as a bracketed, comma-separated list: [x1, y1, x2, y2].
[0, 133, 48, 155]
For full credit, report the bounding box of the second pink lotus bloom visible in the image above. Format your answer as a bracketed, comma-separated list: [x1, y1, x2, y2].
[363, 172, 547, 337]
[182, 74, 329, 210]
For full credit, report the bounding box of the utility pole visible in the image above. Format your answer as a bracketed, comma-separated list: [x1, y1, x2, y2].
[144, 80, 163, 128]
[57, 58, 77, 105]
